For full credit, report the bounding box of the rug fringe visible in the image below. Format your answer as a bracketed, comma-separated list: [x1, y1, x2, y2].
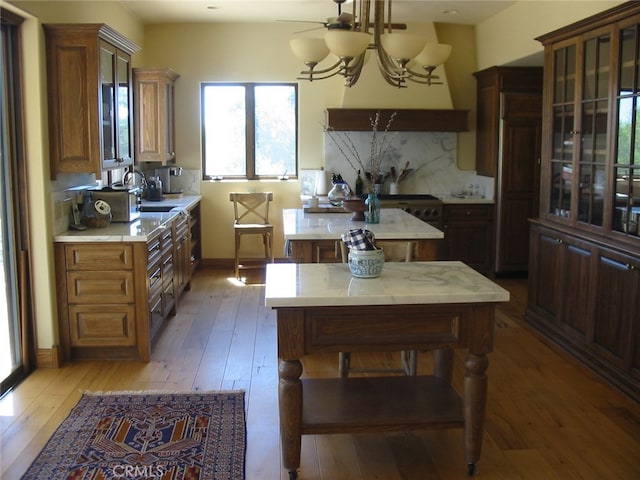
[80, 389, 246, 396]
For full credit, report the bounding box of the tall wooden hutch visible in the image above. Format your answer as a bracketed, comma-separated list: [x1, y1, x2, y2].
[526, 2, 640, 402]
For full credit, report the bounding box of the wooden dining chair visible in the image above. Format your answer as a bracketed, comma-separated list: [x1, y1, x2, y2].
[229, 192, 274, 279]
[338, 240, 419, 377]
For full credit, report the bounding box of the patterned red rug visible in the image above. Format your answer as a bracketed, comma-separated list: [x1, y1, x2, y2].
[22, 391, 246, 480]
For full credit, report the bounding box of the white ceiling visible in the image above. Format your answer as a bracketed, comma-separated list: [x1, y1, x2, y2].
[119, 0, 518, 25]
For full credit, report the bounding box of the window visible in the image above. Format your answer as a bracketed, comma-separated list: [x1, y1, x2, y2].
[201, 83, 298, 180]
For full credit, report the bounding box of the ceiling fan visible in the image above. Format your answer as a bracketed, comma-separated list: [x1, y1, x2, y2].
[280, 0, 404, 34]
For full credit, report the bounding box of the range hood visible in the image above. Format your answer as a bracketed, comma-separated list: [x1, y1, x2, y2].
[325, 108, 468, 132]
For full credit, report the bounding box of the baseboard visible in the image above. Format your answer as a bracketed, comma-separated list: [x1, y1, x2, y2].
[36, 345, 62, 368]
[200, 258, 290, 269]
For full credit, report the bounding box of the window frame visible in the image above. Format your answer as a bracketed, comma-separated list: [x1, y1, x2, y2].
[200, 82, 299, 181]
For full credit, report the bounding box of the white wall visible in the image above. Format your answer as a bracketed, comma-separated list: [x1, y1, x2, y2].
[475, 0, 625, 69]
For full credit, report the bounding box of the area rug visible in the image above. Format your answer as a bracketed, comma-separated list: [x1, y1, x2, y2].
[22, 391, 246, 480]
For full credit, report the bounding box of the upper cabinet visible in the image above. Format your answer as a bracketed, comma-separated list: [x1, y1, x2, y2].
[133, 68, 180, 164]
[536, 2, 640, 245]
[44, 24, 140, 178]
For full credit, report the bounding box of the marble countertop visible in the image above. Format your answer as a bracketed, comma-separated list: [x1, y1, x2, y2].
[264, 261, 510, 308]
[54, 195, 201, 242]
[283, 208, 444, 240]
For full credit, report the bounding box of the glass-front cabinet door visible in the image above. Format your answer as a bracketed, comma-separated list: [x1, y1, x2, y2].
[614, 24, 640, 236]
[548, 31, 612, 228]
[99, 40, 133, 171]
[550, 44, 576, 219]
[578, 33, 610, 228]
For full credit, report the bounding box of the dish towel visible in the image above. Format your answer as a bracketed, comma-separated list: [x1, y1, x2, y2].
[341, 228, 377, 250]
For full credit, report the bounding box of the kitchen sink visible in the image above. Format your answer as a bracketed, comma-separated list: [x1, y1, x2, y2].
[139, 205, 177, 213]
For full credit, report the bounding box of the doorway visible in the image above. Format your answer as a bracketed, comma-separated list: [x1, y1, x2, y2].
[1, 10, 33, 396]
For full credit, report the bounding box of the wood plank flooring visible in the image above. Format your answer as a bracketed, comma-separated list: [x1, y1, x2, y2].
[1, 268, 639, 479]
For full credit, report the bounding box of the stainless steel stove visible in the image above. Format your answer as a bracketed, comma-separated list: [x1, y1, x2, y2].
[378, 194, 443, 227]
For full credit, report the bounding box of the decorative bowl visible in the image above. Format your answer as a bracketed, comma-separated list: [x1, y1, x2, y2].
[342, 198, 367, 221]
[348, 248, 384, 278]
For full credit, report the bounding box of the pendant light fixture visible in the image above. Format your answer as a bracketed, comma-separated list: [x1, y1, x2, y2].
[289, 0, 452, 87]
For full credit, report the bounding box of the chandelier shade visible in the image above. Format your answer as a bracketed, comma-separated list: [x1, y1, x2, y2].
[325, 30, 371, 58]
[413, 43, 452, 68]
[290, 38, 330, 63]
[380, 33, 426, 62]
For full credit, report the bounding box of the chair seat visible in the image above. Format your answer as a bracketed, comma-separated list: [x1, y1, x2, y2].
[234, 223, 273, 231]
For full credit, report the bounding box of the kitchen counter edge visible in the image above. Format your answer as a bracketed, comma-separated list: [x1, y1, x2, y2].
[54, 195, 202, 243]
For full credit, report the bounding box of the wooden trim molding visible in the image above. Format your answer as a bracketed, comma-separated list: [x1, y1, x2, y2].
[36, 346, 62, 368]
[326, 108, 468, 132]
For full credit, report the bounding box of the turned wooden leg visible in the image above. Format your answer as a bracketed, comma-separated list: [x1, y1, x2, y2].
[463, 353, 489, 469]
[433, 348, 454, 381]
[279, 359, 303, 474]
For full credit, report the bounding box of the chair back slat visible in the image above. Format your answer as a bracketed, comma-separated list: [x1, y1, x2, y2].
[229, 192, 273, 225]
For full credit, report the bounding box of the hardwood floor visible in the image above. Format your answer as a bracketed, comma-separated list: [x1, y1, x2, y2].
[2, 268, 639, 479]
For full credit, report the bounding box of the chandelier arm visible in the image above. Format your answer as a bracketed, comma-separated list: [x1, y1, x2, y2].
[346, 53, 366, 86]
[302, 60, 343, 76]
[373, 34, 409, 87]
[297, 70, 344, 81]
[406, 76, 443, 86]
[404, 65, 439, 79]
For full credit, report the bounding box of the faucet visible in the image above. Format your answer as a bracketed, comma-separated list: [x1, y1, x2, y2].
[124, 169, 147, 189]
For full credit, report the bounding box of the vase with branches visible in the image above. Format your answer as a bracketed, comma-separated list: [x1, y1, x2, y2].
[324, 111, 398, 194]
[324, 111, 398, 223]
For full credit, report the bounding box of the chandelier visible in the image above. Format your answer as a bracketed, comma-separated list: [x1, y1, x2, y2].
[289, 0, 452, 88]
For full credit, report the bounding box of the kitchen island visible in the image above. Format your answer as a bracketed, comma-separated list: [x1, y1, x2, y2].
[283, 208, 444, 263]
[265, 261, 509, 479]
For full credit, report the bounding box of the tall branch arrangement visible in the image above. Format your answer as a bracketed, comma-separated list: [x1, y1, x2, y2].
[325, 111, 397, 193]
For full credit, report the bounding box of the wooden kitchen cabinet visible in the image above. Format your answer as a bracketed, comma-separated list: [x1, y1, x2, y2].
[55, 242, 150, 361]
[526, 2, 640, 402]
[527, 221, 640, 400]
[133, 68, 180, 164]
[442, 204, 494, 275]
[54, 200, 201, 362]
[473, 66, 542, 275]
[44, 24, 139, 178]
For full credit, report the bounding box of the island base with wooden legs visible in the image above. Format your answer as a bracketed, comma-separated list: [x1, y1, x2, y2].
[264, 262, 510, 479]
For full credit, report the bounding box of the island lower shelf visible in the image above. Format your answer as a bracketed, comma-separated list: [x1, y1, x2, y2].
[301, 376, 464, 435]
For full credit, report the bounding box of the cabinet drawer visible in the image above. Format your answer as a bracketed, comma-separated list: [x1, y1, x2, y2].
[68, 304, 136, 347]
[445, 204, 494, 220]
[65, 244, 133, 270]
[148, 264, 162, 296]
[67, 271, 135, 303]
[147, 236, 162, 265]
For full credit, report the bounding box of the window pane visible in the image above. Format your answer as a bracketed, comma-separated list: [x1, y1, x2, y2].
[255, 85, 297, 177]
[203, 85, 246, 176]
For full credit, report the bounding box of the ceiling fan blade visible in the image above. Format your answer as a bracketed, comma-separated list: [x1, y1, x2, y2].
[278, 19, 329, 26]
[293, 26, 326, 34]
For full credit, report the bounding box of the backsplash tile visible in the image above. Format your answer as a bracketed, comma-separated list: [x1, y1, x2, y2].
[324, 131, 493, 198]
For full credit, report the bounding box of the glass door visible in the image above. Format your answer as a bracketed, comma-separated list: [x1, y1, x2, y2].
[0, 13, 29, 396]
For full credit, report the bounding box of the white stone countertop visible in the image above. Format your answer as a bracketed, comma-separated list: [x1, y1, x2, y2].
[54, 195, 201, 242]
[283, 208, 444, 240]
[265, 261, 510, 308]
